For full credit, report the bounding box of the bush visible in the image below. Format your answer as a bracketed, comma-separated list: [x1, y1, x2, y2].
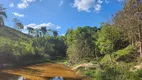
[115, 45, 139, 62]
[84, 69, 95, 77]
[122, 70, 141, 80]
[93, 64, 142, 80]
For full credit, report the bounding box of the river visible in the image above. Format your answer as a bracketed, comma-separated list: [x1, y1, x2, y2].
[0, 63, 88, 80]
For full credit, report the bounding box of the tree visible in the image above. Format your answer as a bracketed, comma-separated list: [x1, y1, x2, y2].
[31, 36, 66, 59]
[96, 25, 122, 62]
[13, 18, 24, 30]
[133, 1, 142, 58]
[113, 0, 142, 58]
[65, 28, 74, 46]
[41, 27, 47, 37]
[0, 4, 7, 27]
[66, 26, 98, 64]
[52, 30, 58, 37]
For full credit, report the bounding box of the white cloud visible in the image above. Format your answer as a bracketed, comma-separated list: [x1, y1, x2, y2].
[94, 0, 103, 13]
[94, 4, 101, 12]
[73, 0, 95, 12]
[21, 29, 28, 34]
[12, 12, 24, 17]
[61, 34, 65, 36]
[59, 0, 63, 6]
[17, 0, 36, 9]
[18, 3, 28, 9]
[73, 0, 103, 13]
[25, 22, 61, 30]
[98, 0, 103, 4]
[10, 2, 14, 7]
[56, 26, 61, 29]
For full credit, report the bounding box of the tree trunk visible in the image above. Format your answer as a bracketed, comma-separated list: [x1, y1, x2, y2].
[138, 24, 142, 58]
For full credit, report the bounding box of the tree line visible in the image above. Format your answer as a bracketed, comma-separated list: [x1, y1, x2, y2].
[0, 0, 142, 79]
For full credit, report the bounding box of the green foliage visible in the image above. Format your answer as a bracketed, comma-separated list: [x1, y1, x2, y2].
[123, 71, 141, 80]
[0, 37, 34, 64]
[96, 26, 122, 55]
[66, 26, 98, 64]
[100, 54, 111, 64]
[136, 69, 142, 78]
[84, 69, 95, 77]
[115, 45, 135, 56]
[13, 18, 24, 30]
[32, 36, 66, 59]
[0, 27, 30, 40]
[113, 0, 142, 43]
[67, 40, 92, 64]
[0, 2, 141, 79]
[0, 26, 66, 64]
[93, 64, 142, 80]
[115, 45, 139, 62]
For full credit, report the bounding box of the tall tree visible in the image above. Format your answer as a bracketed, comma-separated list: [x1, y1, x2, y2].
[65, 28, 74, 46]
[52, 30, 58, 37]
[113, 0, 142, 58]
[13, 18, 24, 30]
[66, 26, 98, 64]
[96, 25, 122, 62]
[134, 0, 142, 58]
[0, 4, 7, 27]
[41, 27, 47, 36]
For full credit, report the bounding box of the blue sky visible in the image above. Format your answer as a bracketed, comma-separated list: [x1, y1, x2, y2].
[0, 0, 124, 35]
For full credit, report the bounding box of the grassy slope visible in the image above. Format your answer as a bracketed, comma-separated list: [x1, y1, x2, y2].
[0, 26, 30, 40]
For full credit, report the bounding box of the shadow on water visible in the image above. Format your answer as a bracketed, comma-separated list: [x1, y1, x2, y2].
[0, 72, 21, 80]
[44, 76, 84, 80]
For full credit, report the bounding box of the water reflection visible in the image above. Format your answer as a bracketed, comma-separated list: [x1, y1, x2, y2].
[16, 76, 78, 80]
[52, 77, 63, 80]
[18, 76, 24, 80]
[0, 72, 83, 80]
[0, 75, 81, 80]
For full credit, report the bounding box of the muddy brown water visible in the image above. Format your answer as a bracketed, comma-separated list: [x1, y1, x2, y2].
[0, 63, 89, 80]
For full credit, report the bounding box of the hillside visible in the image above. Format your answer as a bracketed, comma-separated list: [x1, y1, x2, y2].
[0, 26, 32, 64]
[0, 26, 30, 41]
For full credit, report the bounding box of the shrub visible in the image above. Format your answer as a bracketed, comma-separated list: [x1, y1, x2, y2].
[115, 45, 139, 62]
[84, 69, 95, 77]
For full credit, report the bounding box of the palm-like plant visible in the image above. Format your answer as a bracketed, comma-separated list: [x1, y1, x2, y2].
[0, 4, 7, 27]
[16, 22, 24, 29]
[41, 27, 47, 36]
[13, 18, 24, 30]
[53, 30, 58, 37]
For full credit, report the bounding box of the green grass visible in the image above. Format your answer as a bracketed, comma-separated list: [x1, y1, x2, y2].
[0, 26, 30, 41]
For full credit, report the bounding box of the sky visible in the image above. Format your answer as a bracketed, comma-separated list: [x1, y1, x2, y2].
[0, 0, 124, 35]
